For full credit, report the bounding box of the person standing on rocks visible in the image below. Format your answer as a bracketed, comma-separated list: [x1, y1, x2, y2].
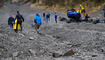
[54, 12, 58, 23]
[103, 5, 105, 17]
[34, 13, 42, 34]
[46, 13, 50, 22]
[8, 16, 15, 31]
[43, 12, 46, 21]
[15, 11, 24, 32]
[48, 13, 51, 21]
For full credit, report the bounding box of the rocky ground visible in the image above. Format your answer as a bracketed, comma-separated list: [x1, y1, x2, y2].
[0, 1, 105, 60]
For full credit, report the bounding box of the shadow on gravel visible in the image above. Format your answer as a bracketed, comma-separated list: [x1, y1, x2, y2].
[93, 19, 105, 24]
[59, 16, 94, 24]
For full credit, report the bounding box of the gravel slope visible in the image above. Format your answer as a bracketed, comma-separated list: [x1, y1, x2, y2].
[0, 1, 105, 60]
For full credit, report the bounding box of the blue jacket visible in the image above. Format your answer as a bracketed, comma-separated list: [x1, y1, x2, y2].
[34, 15, 42, 24]
[55, 14, 58, 19]
[8, 17, 15, 24]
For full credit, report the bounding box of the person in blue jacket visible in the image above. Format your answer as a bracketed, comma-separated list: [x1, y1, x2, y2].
[54, 12, 58, 23]
[15, 11, 24, 32]
[34, 13, 42, 33]
[8, 16, 15, 30]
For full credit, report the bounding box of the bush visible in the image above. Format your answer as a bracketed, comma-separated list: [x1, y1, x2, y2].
[44, 0, 53, 6]
[31, 0, 105, 7]
[31, 0, 37, 3]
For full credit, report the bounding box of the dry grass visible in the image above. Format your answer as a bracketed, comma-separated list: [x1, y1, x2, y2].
[31, 4, 69, 14]
[30, 3, 105, 15]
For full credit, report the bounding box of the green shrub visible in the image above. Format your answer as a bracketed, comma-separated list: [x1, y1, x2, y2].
[31, 0, 105, 7]
[31, 0, 37, 3]
[44, 0, 53, 6]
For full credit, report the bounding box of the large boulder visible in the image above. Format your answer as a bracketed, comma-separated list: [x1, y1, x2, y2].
[63, 49, 75, 56]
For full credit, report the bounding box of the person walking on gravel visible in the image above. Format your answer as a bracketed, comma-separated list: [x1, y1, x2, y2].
[54, 12, 58, 23]
[46, 13, 50, 22]
[8, 16, 15, 31]
[43, 12, 46, 21]
[103, 5, 105, 17]
[15, 11, 24, 32]
[34, 13, 42, 33]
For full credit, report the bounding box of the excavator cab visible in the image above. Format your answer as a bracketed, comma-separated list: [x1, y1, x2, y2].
[67, 4, 90, 23]
[67, 8, 81, 22]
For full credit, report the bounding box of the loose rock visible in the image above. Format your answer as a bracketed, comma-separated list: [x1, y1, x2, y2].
[28, 49, 36, 56]
[52, 53, 62, 58]
[63, 49, 75, 56]
[92, 55, 97, 57]
[12, 52, 19, 57]
[29, 37, 34, 40]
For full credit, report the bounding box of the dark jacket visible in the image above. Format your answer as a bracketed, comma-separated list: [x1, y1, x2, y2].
[8, 17, 15, 25]
[103, 5, 105, 11]
[55, 14, 58, 19]
[15, 13, 24, 23]
[46, 13, 50, 18]
[43, 13, 45, 17]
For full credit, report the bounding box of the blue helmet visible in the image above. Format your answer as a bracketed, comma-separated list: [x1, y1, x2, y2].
[36, 13, 39, 16]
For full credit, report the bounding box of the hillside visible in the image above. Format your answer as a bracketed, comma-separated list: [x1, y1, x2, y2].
[31, 0, 105, 7]
[30, 0, 105, 14]
[3, 0, 105, 14]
